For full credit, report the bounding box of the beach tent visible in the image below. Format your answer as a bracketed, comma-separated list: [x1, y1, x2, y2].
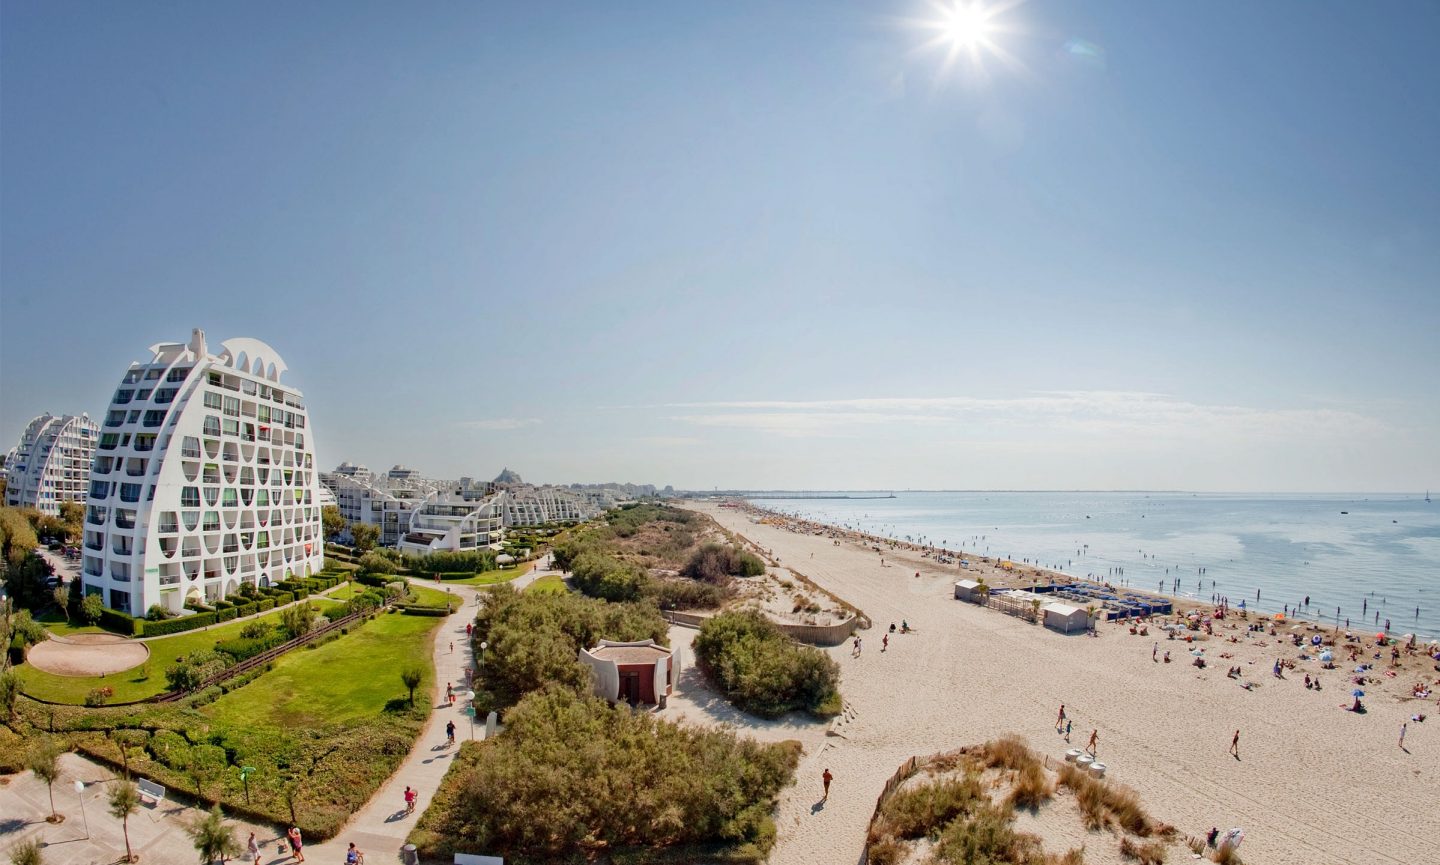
[1042, 602, 1088, 634]
[953, 579, 983, 602]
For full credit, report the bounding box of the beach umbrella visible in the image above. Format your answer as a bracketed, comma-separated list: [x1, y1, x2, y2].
[1190, 648, 1204, 656]
[1354, 666, 1367, 673]
[1274, 613, 1285, 621]
[1376, 632, 1386, 641]
[1352, 689, 1365, 697]
[1320, 650, 1334, 662]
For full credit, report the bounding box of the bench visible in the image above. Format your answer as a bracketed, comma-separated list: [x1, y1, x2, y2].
[453, 855, 503, 865]
[137, 778, 166, 806]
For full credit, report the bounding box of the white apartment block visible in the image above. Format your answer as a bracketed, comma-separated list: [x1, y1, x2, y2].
[500, 485, 595, 527]
[4, 413, 99, 515]
[397, 489, 505, 554]
[83, 330, 323, 616]
[320, 463, 441, 547]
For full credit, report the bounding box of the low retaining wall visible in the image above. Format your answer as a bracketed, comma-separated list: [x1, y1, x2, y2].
[660, 610, 861, 646]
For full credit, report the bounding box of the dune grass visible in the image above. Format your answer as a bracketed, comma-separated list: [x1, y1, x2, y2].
[203, 608, 441, 728]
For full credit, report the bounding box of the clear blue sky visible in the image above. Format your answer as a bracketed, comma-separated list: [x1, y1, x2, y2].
[3, 1, 1437, 491]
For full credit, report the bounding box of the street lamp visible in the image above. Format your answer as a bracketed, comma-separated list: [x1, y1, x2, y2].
[479, 641, 487, 674]
[463, 690, 476, 740]
[74, 780, 90, 840]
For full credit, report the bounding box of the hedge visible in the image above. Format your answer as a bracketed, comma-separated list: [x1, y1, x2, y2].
[213, 599, 235, 610]
[98, 607, 141, 637]
[257, 598, 275, 612]
[215, 606, 238, 622]
[354, 573, 390, 588]
[140, 610, 217, 637]
[234, 602, 258, 619]
[215, 631, 289, 661]
[398, 605, 450, 617]
[272, 591, 296, 606]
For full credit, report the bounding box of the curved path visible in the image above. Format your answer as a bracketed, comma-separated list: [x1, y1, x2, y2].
[303, 562, 553, 862]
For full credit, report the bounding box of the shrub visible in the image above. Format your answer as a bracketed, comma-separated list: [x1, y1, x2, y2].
[84, 687, 112, 707]
[399, 605, 449, 617]
[215, 631, 289, 662]
[878, 772, 987, 839]
[212, 599, 234, 610]
[932, 801, 1045, 865]
[568, 551, 648, 602]
[1058, 763, 1152, 836]
[239, 621, 270, 640]
[649, 578, 725, 610]
[141, 611, 217, 637]
[410, 687, 797, 862]
[683, 543, 765, 583]
[692, 610, 841, 719]
[146, 604, 176, 621]
[1121, 836, 1168, 865]
[96, 604, 138, 635]
[215, 606, 238, 622]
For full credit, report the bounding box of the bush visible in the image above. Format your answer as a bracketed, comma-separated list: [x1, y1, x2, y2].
[568, 551, 648, 602]
[879, 772, 987, 839]
[692, 610, 841, 719]
[84, 687, 113, 707]
[140, 611, 217, 637]
[212, 599, 234, 610]
[257, 598, 275, 612]
[215, 606, 238, 622]
[649, 578, 725, 610]
[399, 605, 450, 617]
[683, 543, 765, 583]
[96, 604, 138, 635]
[410, 687, 798, 862]
[215, 631, 289, 662]
[146, 604, 176, 621]
[239, 621, 270, 640]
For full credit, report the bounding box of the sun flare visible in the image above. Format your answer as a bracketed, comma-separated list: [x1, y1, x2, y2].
[913, 0, 1023, 83]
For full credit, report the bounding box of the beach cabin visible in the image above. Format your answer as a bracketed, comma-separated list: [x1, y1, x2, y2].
[953, 579, 983, 602]
[1043, 602, 1089, 635]
[579, 639, 679, 708]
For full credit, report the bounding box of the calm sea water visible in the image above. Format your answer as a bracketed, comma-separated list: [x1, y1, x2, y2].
[749, 492, 1440, 640]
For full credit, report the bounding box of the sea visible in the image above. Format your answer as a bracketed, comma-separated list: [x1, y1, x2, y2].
[746, 492, 1440, 641]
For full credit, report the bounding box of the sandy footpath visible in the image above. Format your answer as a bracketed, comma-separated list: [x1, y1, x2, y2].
[682, 502, 1439, 865]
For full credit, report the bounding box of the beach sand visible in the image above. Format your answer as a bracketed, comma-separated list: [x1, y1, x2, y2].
[675, 501, 1439, 865]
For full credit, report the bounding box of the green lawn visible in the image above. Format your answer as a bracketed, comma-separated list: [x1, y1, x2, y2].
[36, 608, 108, 638]
[15, 598, 336, 704]
[407, 582, 462, 609]
[429, 567, 523, 587]
[203, 609, 442, 727]
[525, 573, 569, 595]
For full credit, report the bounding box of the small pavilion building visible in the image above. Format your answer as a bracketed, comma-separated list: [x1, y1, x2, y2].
[579, 639, 679, 708]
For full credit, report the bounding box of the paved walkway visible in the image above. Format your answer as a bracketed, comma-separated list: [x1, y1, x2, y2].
[0, 752, 284, 865]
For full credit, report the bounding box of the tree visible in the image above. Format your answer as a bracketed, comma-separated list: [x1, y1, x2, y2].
[0, 670, 19, 720]
[79, 593, 103, 625]
[6, 838, 43, 865]
[52, 586, 71, 623]
[350, 522, 380, 553]
[27, 740, 63, 823]
[188, 744, 227, 802]
[281, 603, 315, 639]
[400, 664, 424, 706]
[186, 805, 242, 865]
[108, 780, 141, 863]
[321, 505, 346, 542]
[113, 729, 148, 778]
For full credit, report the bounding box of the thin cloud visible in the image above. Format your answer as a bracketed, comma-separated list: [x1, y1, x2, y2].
[666, 391, 1390, 441]
[459, 418, 541, 431]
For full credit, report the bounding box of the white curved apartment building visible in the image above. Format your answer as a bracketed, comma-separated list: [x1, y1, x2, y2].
[83, 329, 323, 616]
[4, 412, 99, 515]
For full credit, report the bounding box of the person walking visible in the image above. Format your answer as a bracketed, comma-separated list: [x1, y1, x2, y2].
[1086, 729, 1098, 756]
[286, 826, 305, 863]
[247, 832, 261, 865]
[1056, 704, 1066, 731]
[404, 785, 417, 814]
[882, 633, 889, 652]
[1230, 730, 1240, 758]
[446, 719, 456, 745]
[1152, 642, 1158, 662]
[1065, 719, 1072, 742]
[822, 768, 833, 801]
[1399, 722, 1407, 749]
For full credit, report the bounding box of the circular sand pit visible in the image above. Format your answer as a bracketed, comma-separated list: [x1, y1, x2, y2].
[28, 634, 150, 677]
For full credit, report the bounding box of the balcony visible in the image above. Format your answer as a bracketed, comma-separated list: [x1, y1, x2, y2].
[181, 447, 202, 459]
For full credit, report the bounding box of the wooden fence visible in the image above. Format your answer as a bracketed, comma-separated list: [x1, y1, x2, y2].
[862, 754, 926, 863]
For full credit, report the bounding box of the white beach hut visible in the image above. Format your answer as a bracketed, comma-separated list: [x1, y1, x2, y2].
[953, 579, 982, 602]
[1043, 602, 1088, 635]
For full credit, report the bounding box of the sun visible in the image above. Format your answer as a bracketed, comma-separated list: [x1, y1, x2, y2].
[941, 2, 993, 49]
[911, 0, 1024, 83]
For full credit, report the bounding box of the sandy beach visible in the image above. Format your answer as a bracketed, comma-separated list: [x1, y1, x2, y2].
[672, 501, 1440, 865]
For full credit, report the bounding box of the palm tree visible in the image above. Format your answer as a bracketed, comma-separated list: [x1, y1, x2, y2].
[108, 780, 140, 863]
[400, 664, 423, 706]
[1030, 598, 1042, 624]
[975, 579, 990, 606]
[7, 837, 44, 865]
[26, 740, 63, 823]
[187, 806, 242, 865]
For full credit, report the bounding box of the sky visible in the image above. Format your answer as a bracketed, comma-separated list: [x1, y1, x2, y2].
[2, 1, 1437, 492]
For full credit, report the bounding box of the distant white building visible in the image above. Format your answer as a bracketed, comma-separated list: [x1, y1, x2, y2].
[83, 329, 323, 615]
[500, 484, 595, 527]
[397, 489, 505, 554]
[320, 463, 442, 547]
[4, 413, 100, 515]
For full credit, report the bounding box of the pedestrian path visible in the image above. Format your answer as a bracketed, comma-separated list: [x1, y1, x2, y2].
[302, 580, 482, 863]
